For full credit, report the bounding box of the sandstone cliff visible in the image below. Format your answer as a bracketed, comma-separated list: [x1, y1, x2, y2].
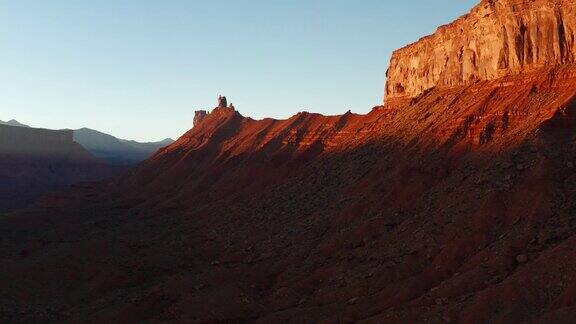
[386, 0, 576, 99]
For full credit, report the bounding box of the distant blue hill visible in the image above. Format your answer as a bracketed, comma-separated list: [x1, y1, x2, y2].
[1, 119, 173, 165]
[73, 128, 174, 165]
[0, 119, 30, 127]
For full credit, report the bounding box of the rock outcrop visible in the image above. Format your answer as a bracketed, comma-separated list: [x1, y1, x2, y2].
[386, 0, 576, 99]
[194, 96, 237, 127]
[193, 110, 209, 127]
[217, 95, 228, 108]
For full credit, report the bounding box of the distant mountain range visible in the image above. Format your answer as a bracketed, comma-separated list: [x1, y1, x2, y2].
[0, 119, 30, 127]
[0, 119, 174, 165]
[0, 123, 121, 212]
[73, 128, 174, 165]
[0, 119, 173, 211]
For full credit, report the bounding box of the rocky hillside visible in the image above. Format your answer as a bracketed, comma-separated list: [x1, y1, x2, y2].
[2, 0, 576, 322]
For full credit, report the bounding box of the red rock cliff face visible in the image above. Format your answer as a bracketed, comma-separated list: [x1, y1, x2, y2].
[386, 0, 576, 99]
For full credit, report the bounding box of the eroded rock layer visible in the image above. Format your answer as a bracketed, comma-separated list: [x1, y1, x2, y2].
[386, 0, 576, 98]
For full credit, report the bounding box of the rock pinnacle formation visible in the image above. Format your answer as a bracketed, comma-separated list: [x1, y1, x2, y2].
[194, 96, 237, 127]
[217, 95, 228, 108]
[193, 110, 208, 127]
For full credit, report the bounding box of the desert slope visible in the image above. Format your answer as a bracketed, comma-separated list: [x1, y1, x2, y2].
[2, 0, 576, 322]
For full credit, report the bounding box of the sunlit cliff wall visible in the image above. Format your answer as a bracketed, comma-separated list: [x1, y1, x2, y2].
[385, 0, 576, 99]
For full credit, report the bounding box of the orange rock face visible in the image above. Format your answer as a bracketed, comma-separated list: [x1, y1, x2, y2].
[386, 0, 576, 99]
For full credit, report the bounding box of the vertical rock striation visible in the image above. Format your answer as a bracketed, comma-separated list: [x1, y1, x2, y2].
[385, 0, 576, 99]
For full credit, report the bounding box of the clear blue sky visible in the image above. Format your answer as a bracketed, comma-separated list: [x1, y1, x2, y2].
[0, 0, 477, 142]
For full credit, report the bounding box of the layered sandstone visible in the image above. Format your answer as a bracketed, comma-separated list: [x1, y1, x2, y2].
[386, 0, 576, 99]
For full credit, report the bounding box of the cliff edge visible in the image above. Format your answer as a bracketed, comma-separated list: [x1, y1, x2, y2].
[386, 0, 576, 99]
